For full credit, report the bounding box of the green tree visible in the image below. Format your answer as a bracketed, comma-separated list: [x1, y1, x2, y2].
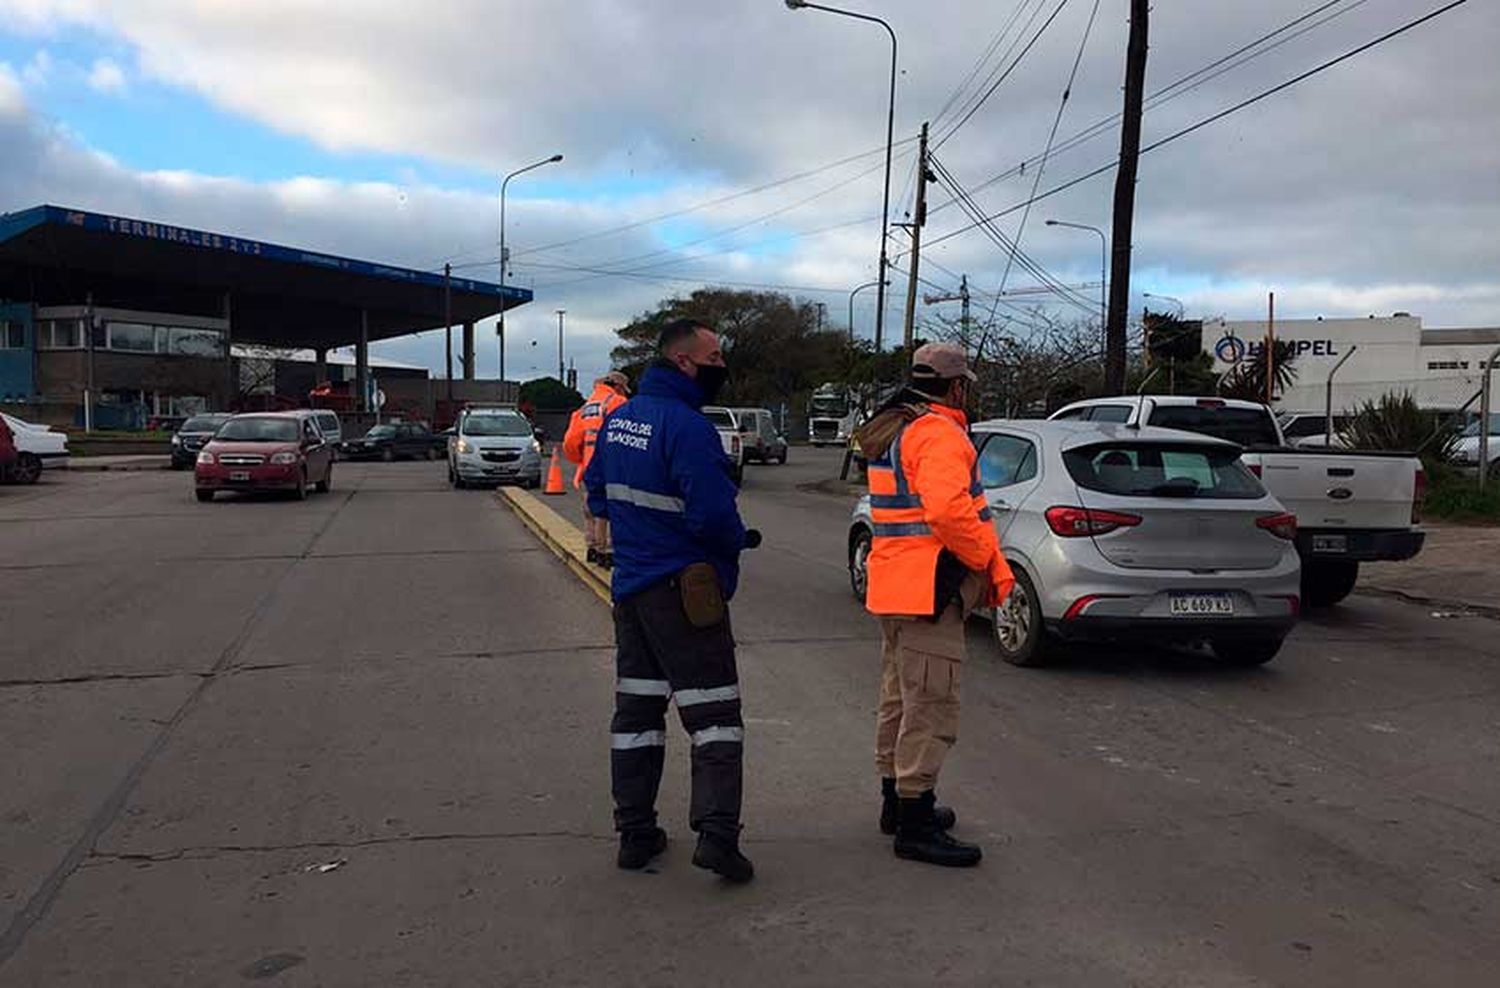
[1345, 391, 1459, 480]
[519, 376, 584, 411]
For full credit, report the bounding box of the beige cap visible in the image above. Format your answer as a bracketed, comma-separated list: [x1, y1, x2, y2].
[911, 341, 977, 382]
[601, 370, 631, 394]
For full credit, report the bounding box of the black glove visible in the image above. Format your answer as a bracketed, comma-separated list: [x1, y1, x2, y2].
[743, 529, 763, 550]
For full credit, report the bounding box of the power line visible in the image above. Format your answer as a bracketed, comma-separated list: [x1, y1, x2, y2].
[930, 0, 1040, 131]
[922, 0, 1470, 252]
[933, 0, 1074, 151]
[929, 0, 1375, 220]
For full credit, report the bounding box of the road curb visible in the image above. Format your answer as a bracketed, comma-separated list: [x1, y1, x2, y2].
[68, 460, 172, 472]
[497, 487, 612, 605]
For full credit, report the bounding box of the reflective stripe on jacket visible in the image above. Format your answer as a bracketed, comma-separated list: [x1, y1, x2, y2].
[564, 384, 627, 488]
[865, 403, 1009, 617]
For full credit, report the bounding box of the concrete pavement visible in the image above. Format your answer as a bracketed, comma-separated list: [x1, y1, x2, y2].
[2, 453, 1498, 985]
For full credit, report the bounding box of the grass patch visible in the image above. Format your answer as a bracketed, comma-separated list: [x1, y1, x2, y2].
[1425, 478, 1500, 524]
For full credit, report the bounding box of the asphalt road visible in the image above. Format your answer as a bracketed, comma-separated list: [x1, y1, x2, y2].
[1, 451, 1497, 986]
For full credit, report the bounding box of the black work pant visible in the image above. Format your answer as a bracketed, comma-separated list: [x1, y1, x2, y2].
[611, 579, 743, 843]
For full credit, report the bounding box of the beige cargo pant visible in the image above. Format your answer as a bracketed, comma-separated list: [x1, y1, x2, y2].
[875, 571, 986, 798]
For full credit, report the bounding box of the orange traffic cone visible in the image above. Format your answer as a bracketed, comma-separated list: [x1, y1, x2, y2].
[543, 447, 567, 495]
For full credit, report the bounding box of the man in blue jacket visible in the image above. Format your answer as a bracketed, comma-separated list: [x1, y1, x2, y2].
[583, 318, 757, 883]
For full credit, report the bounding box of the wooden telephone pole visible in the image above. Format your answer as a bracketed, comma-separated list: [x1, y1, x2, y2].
[1105, 0, 1149, 392]
[901, 122, 932, 352]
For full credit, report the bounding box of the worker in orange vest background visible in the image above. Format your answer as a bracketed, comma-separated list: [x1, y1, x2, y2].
[564, 370, 631, 566]
[854, 341, 1014, 869]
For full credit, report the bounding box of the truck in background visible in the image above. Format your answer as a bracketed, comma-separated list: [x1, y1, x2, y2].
[808, 384, 861, 447]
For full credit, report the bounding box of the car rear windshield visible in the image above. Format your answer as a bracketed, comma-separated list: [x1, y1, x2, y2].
[463, 414, 531, 437]
[1063, 443, 1266, 499]
[704, 410, 736, 429]
[181, 415, 227, 432]
[1147, 405, 1280, 446]
[216, 417, 299, 442]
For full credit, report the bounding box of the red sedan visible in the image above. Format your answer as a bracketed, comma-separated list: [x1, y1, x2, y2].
[194, 412, 334, 502]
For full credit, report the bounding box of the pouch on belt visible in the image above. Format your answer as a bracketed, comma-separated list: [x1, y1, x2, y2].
[678, 562, 726, 628]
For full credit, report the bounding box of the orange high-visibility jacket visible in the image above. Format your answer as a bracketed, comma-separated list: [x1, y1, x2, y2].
[865, 403, 1015, 616]
[563, 384, 627, 488]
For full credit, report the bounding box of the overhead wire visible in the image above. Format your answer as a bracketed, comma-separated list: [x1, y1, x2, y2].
[930, 0, 1040, 131]
[921, 0, 1470, 254]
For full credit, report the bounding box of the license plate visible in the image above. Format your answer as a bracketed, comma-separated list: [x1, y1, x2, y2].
[1311, 534, 1348, 554]
[1170, 593, 1234, 616]
[230, 471, 250, 482]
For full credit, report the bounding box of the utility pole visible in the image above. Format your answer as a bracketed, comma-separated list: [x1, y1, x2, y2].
[902, 121, 931, 352]
[443, 263, 453, 402]
[816, 302, 826, 333]
[1265, 291, 1276, 406]
[1105, 0, 1149, 393]
[556, 309, 566, 382]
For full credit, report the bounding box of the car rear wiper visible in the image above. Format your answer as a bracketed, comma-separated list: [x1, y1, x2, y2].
[1141, 479, 1201, 497]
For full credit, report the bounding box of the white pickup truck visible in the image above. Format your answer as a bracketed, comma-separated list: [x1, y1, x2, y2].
[702, 406, 745, 486]
[1051, 396, 1425, 606]
[1, 413, 69, 484]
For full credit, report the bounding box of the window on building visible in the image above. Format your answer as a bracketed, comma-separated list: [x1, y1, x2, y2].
[37, 319, 85, 349]
[1427, 360, 1469, 371]
[169, 327, 225, 356]
[0, 320, 25, 349]
[107, 322, 160, 353]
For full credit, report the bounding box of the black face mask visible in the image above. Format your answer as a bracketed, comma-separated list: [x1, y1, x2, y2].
[692, 361, 729, 404]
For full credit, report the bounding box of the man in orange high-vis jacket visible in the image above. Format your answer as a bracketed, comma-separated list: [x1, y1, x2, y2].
[855, 341, 1015, 868]
[564, 371, 630, 565]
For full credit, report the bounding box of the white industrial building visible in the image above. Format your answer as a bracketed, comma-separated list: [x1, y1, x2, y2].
[1201, 313, 1500, 414]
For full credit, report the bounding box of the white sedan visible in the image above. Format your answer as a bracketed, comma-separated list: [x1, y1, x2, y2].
[1, 413, 70, 484]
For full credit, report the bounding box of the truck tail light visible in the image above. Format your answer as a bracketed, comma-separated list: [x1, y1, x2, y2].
[1255, 512, 1297, 541]
[1045, 506, 1142, 537]
[1413, 467, 1426, 524]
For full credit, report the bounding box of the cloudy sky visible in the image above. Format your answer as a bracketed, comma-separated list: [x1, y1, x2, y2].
[1, 0, 1495, 384]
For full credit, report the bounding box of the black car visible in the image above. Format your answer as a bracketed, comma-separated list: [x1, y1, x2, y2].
[170, 413, 232, 469]
[341, 422, 447, 461]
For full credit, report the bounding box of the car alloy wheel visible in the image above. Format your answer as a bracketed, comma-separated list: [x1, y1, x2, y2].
[381, 447, 395, 463]
[12, 453, 42, 484]
[993, 568, 1049, 667]
[848, 528, 872, 603]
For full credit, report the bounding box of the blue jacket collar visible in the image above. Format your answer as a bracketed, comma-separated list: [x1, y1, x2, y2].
[639, 361, 704, 409]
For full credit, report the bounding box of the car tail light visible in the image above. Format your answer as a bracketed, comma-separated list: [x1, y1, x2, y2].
[1413, 467, 1426, 524]
[1276, 594, 1302, 618]
[1195, 398, 1226, 409]
[1255, 512, 1297, 540]
[1247, 463, 1263, 478]
[1045, 506, 1142, 537]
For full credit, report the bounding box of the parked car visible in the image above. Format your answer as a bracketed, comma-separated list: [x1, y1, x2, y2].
[733, 407, 789, 465]
[703, 406, 745, 485]
[170, 413, 233, 469]
[311, 410, 343, 451]
[448, 406, 544, 488]
[342, 422, 446, 461]
[1454, 413, 1500, 479]
[1277, 412, 1352, 448]
[1050, 396, 1425, 606]
[194, 411, 334, 501]
[1, 413, 70, 484]
[848, 420, 1302, 667]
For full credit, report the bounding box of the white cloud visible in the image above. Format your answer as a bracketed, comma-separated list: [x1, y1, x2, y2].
[20, 47, 52, 86]
[0, 62, 24, 114]
[85, 56, 125, 94]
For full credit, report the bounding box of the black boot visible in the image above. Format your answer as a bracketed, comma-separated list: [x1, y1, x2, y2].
[894, 792, 981, 868]
[880, 778, 956, 835]
[586, 547, 601, 565]
[692, 833, 755, 884]
[617, 827, 667, 870]
[600, 551, 614, 570]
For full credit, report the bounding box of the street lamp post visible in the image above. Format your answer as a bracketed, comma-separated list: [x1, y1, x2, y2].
[786, 0, 897, 352]
[499, 153, 563, 389]
[555, 309, 566, 382]
[1046, 219, 1107, 357]
[848, 279, 883, 344]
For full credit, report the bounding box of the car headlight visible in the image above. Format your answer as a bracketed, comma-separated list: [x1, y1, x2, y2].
[456, 439, 474, 454]
[529, 439, 542, 455]
[197, 451, 215, 465]
[171, 435, 182, 446]
[270, 451, 299, 465]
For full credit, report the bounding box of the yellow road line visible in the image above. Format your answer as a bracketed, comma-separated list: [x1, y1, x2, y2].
[497, 488, 612, 605]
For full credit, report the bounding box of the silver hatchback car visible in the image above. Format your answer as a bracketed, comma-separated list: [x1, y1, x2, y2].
[848, 420, 1302, 666]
